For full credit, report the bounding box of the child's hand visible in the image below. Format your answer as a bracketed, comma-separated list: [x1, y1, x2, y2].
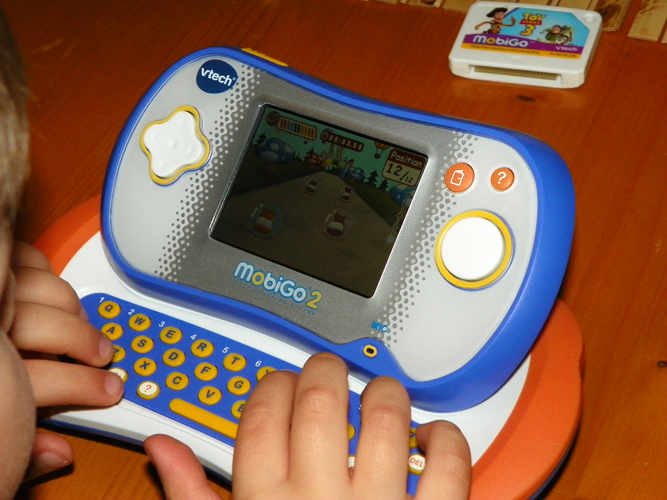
[145, 353, 471, 500]
[8, 242, 124, 480]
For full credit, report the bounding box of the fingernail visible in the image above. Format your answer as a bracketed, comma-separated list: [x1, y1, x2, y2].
[99, 335, 113, 361]
[39, 450, 72, 470]
[105, 371, 124, 398]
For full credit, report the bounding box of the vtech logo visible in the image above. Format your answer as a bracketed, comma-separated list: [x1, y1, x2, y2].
[196, 59, 238, 94]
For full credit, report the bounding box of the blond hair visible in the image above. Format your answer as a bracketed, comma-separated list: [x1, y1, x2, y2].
[0, 9, 29, 224]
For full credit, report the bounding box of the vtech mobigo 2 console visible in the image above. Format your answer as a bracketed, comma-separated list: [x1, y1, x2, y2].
[41, 47, 577, 497]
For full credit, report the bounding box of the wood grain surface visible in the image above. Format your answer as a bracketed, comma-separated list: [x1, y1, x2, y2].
[1, 1, 665, 499]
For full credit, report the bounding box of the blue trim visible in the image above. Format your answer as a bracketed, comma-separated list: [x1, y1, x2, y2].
[102, 47, 574, 412]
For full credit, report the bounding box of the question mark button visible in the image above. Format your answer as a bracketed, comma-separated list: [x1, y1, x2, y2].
[491, 167, 514, 191]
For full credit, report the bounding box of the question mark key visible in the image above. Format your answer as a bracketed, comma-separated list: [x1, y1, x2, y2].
[491, 167, 514, 191]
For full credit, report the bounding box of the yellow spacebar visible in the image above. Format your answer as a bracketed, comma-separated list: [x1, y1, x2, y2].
[169, 399, 238, 440]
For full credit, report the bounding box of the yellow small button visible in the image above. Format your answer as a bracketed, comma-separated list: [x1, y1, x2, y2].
[99, 301, 121, 319]
[228, 376, 251, 396]
[223, 353, 246, 372]
[256, 366, 276, 381]
[409, 427, 418, 449]
[131, 336, 154, 354]
[408, 453, 426, 475]
[134, 357, 157, 376]
[137, 381, 160, 400]
[101, 322, 123, 341]
[163, 348, 186, 367]
[231, 400, 245, 419]
[160, 327, 183, 344]
[199, 386, 222, 405]
[191, 339, 214, 358]
[348, 423, 356, 441]
[109, 367, 128, 382]
[129, 313, 151, 332]
[195, 362, 218, 381]
[166, 372, 189, 391]
[112, 345, 126, 363]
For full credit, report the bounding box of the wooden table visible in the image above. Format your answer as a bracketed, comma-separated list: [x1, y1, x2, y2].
[2, 1, 665, 499]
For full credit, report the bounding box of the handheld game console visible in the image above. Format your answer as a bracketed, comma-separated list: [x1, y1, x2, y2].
[42, 47, 576, 496]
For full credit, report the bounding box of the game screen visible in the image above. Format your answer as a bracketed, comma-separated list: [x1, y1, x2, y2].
[211, 105, 427, 298]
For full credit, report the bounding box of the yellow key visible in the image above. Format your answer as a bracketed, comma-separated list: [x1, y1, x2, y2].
[112, 345, 126, 363]
[223, 353, 246, 372]
[195, 362, 218, 381]
[163, 348, 186, 367]
[134, 357, 157, 376]
[99, 301, 121, 319]
[198, 386, 222, 405]
[131, 335, 154, 354]
[231, 400, 245, 419]
[166, 372, 189, 391]
[101, 322, 123, 341]
[228, 376, 251, 396]
[160, 327, 183, 344]
[129, 313, 151, 332]
[169, 399, 238, 439]
[191, 339, 214, 358]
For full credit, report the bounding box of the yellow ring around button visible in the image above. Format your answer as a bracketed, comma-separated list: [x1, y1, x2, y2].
[434, 210, 512, 289]
[109, 367, 127, 382]
[363, 345, 378, 358]
[141, 105, 211, 186]
[408, 453, 426, 475]
[137, 381, 160, 400]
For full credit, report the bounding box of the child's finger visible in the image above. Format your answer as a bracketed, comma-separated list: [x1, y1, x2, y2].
[144, 434, 221, 500]
[352, 376, 411, 499]
[13, 266, 85, 318]
[288, 353, 350, 493]
[10, 302, 112, 366]
[23, 431, 73, 481]
[25, 359, 123, 407]
[233, 369, 297, 496]
[12, 241, 53, 272]
[413, 421, 471, 500]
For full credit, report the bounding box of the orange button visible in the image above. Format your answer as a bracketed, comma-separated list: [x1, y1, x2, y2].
[444, 163, 475, 193]
[491, 167, 515, 191]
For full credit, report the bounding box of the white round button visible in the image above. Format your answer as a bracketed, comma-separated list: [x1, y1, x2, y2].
[440, 216, 505, 282]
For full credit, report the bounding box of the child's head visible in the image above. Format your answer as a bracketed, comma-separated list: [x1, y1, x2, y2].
[0, 8, 33, 498]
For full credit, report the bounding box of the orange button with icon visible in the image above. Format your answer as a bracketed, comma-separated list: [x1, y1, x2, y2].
[491, 167, 515, 191]
[444, 163, 475, 193]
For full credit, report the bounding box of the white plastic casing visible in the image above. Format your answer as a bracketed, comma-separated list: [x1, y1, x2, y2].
[449, 2, 602, 88]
